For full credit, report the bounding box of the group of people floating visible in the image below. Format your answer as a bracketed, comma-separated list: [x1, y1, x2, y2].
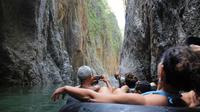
[52, 37, 200, 108]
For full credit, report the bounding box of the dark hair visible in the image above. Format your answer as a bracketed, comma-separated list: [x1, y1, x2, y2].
[160, 46, 200, 91]
[125, 72, 138, 88]
[135, 81, 151, 93]
[185, 37, 200, 46]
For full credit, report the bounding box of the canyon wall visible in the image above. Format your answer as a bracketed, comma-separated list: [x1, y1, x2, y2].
[0, 0, 122, 85]
[121, 0, 200, 81]
[61, 0, 122, 79]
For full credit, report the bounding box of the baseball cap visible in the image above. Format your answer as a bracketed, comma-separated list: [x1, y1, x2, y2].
[77, 65, 93, 82]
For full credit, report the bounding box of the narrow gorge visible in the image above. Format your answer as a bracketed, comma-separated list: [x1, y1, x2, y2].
[1, 0, 200, 112]
[0, 0, 122, 86]
[1, 0, 200, 86]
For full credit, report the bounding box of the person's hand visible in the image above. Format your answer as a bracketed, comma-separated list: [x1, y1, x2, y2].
[114, 71, 120, 79]
[51, 87, 65, 102]
[190, 44, 200, 53]
[100, 75, 108, 82]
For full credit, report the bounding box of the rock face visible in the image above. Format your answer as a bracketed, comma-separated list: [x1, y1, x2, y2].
[0, 0, 74, 85]
[60, 0, 122, 83]
[0, 0, 122, 85]
[121, 0, 200, 81]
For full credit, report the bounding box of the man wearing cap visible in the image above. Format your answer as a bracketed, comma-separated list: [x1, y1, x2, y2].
[77, 65, 112, 92]
[77, 65, 101, 91]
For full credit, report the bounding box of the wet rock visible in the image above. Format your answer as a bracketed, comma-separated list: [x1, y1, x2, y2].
[0, 0, 122, 85]
[121, 0, 200, 81]
[0, 0, 74, 85]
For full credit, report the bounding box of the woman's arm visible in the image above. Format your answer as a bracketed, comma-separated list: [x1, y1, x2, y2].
[51, 86, 97, 101]
[90, 93, 145, 104]
[91, 93, 167, 106]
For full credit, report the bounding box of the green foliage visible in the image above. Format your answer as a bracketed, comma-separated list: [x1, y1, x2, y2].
[85, 0, 122, 54]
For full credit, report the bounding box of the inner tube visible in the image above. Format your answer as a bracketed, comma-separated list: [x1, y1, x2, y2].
[59, 96, 200, 112]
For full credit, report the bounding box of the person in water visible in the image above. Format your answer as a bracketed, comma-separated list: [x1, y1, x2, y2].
[77, 65, 129, 95]
[114, 71, 138, 92]
[180, 37, 200, 107]
[77, 65, 99, 91]
[78, 65, 129, 95]
[133, 80, 151, 94]
[52, 46, 200, 107]
[181, 90, 200, 107]
[77, 65, 112, 91]
[115, 71, 155, 93]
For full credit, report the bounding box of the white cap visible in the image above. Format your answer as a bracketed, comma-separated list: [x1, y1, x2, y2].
[77, 65, 93, 82]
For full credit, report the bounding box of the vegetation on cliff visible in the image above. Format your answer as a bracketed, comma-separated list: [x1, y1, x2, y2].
[58, 0, 122, 76]
[0, 0, 122, 85]
[85, 0, 122, 74]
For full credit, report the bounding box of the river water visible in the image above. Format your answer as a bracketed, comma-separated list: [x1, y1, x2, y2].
[0, 76, 119, 112]
[0, 85, 67, 112]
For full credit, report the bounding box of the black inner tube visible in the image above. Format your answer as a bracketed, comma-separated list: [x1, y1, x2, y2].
[59, 96, 200, 112]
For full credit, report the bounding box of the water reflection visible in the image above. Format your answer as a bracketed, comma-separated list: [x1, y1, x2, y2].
[0, 85, 66, 112]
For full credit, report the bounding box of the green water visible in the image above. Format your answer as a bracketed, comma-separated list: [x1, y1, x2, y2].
[0, 85, 67, 112]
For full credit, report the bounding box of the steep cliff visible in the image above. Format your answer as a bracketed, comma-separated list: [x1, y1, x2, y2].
[0, 0, 74, 85]
[0, 0, 122, 85]
[60, 0, 122, 79]
[85, 0, 122, 74]
[121, 0, 200, 81]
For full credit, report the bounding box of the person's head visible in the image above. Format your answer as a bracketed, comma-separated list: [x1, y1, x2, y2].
[134, 81, 151, 93]
[158, 46, 200, 92]
[185, 37, 200, 46]
[77, 65, 94, 84]
[150, 82, 157, 91]
[125, 72, 138, 88]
